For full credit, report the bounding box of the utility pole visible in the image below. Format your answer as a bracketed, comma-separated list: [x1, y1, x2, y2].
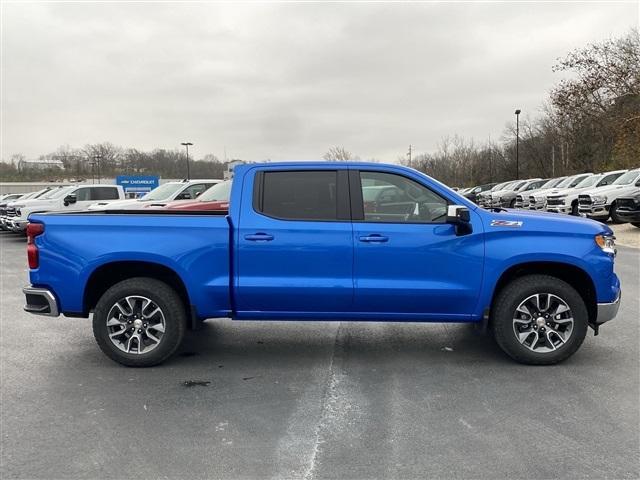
[407, 144, 413, 168]
[92, 154, 103, 184]
[181, 142, 193, 180]
[552, 145, 556, 177]
[514, 109, 521, 179]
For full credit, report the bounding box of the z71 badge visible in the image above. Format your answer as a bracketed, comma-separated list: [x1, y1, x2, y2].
[491, 219, 523, 227]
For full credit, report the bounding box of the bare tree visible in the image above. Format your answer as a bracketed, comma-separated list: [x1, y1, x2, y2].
[323, 146, 357, 161]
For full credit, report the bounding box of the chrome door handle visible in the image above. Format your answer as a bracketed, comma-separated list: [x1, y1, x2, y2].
[358, 235, 389, 243]
[244, 233, 274, 241]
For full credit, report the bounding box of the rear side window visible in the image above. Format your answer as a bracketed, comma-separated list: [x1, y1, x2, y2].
[91, 187, 119, 200]
[257, 171, 338, 220]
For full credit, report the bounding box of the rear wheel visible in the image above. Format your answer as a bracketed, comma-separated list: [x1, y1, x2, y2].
[492, 275, 588, 365]
[92, 277, 186, 367]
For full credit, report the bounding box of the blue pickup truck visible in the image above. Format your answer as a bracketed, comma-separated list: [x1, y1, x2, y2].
[23, 162, 621, 367]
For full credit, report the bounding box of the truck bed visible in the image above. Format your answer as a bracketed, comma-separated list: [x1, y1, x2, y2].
[29, 211, 232, 319]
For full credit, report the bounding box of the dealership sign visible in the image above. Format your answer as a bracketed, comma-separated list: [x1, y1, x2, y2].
[116, 175, 159, 196]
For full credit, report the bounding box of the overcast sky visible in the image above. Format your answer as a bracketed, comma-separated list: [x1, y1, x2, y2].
[1, 1, 638, 163]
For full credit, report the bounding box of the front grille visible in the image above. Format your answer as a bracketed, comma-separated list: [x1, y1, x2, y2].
[546, 197, 565, 206]
[514, 195, 526, 208]
[6, 207, 16, 216]
[617, 198, 639, 210]
[578, 194, 592, 207]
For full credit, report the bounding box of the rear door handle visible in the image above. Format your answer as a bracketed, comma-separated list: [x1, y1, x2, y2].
[358, 234, 389, 243]
[244, 233, 274, 241]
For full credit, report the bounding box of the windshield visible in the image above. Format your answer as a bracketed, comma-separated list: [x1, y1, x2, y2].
[513, 181, 528, 191]
[569, 174, 590, 187]
[198, 181, 232, 202]
[48, 186, 75, 199]
[491, 182, 508, 191]
[555, 176, 577, 188]
[37, 187, 67, 200]
[575, 175, 600, 188]
[542, 177, 565, 189]
[141, 183, 184, 201]
[613, 170, 640, 185]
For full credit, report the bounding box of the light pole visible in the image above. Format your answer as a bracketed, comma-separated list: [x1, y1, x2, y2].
[181, 142, 193, 180]
[514, 109, 521, 179]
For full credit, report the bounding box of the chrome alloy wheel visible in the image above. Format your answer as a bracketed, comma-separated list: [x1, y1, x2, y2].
[106, 296, 166, 354]
[512, 293, 574, 353]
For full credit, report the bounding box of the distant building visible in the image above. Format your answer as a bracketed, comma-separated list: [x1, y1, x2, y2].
[18, 158, 65, 171]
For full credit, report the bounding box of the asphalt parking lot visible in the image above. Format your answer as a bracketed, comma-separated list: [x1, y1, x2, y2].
[1, 230, 638, 480]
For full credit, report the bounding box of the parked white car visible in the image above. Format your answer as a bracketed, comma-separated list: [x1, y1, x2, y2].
[7, 184, 125, 232]
[528, 173, 592, 211]
[545, 170, 627, 215]
[88, 179, 220, 210]
[578, 168, 640, 222]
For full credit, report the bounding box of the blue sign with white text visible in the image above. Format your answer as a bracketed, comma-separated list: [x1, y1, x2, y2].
[116, 175, 159, 197]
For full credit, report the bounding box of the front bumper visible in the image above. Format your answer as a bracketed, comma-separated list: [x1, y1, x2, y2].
[596, 290, 621, 325]
[9, 219, 27, 232]
[546, 205, 572, 214]
[23, 286, 60, 317]
[578, 204, 610, 219]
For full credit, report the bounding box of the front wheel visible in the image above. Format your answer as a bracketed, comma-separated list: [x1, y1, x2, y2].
[609, 202, 623, 224]
[92, 277, 186, 367]
[492, 275, 588, 365]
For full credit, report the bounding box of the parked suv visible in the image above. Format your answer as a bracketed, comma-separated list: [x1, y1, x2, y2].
[578, 168, 640, 222]
[514, 177, 566, 209]
[546, 170, 627, 215]
[8, 185, 125, 232]
[613, 190, 640, 227]
[88, 179, 220, 210]
[528, 173, 592, 211]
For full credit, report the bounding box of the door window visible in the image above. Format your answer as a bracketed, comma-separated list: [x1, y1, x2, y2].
[256, 171, 338, 221]
[90, 187, 119, 200]
[175, 183, 212, 200]
[358, 171, 448, 223]
[74, 188, 91, 201]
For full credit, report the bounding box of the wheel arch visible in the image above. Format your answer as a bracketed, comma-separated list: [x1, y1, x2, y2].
[490, 261, 597, 326]
[83, 261, 192, 324]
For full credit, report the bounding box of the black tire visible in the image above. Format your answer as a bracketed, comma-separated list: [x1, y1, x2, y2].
[571, 201, 579, 216]
[609, 201, 623, 224]
[492, 275, 588, 365]
[92, 277, 186, 367]
[509, 199, 516, 208]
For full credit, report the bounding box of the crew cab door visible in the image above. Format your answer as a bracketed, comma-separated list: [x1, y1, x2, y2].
[350, 169, 484, 319]
[235, 168, 353, 315]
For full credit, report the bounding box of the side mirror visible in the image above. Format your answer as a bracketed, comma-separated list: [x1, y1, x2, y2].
[63, 194, 77, 206]
[635, 179, 640, 187]
[447, 205, 470, 223]
[446, 205, 472, 236]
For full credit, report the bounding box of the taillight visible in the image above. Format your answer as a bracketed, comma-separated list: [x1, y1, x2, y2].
[27, 222, 44, 269]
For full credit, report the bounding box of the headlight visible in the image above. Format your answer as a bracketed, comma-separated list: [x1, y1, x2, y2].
[595, 234, 616, 255]
[592, 195, 607, 204]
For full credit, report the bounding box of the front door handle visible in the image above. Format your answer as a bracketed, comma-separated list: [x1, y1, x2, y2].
[359, 234, 389, 243]
[244, 233, 274, 242]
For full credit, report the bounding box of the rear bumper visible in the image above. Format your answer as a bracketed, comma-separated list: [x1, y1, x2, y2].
[23, 286, 60, 317]
[596, 290, 621, 325]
